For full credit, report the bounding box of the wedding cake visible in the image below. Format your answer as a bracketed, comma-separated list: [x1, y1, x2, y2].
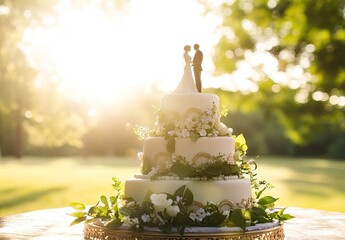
[71, 49, 292, 240]
[125, 92, 252, 208]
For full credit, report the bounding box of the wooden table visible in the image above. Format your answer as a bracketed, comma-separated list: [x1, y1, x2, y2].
[0, 207, 344, 239]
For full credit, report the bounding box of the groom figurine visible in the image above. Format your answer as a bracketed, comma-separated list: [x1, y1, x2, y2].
[192, 44, 203, 93]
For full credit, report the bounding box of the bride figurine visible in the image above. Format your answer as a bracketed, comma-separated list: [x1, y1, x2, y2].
[174, 45, 198, 93]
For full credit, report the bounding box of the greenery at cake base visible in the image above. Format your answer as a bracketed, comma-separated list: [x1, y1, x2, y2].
[69, 178, 293, 236]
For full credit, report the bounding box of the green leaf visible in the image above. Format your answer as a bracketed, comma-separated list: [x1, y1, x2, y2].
[171, 161, 195, 178]
[100, 195, 108, 207]
[255, 187, 267, 200]
[204, 166, 221, 177]
[159, 224, 172, 234]
[230, 164, 240, 175]
[174, 212, 190, 226]
[88, 206, 100, 217]
[109, 196, 117, 205]
[106, 219, 123, 229]
[257, 196, 279, 206]
[208, 212, 227, 226]
[119, 206, 132, 216]
[235, 134, 246, 147]
[219, 162, 232, 175]
[68, 211, 86, 218]
[69, 202, 86, 211]
[251, 207, 270, 223]
[230, 209, 247, 231]
[69, 216, 87, 226]
[174, 185, 194, 205]
[112, 178, 122, 192]
[279, 213, 294, 221]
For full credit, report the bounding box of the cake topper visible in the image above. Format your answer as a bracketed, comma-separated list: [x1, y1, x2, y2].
[174, 44, 203, 93]
[192, 44, 203, 93]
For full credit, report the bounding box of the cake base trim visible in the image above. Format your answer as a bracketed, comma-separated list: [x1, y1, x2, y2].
[84, 222, 284, 240]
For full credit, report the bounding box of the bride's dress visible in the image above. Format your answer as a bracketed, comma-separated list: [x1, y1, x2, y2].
[174, 53, 198, 93]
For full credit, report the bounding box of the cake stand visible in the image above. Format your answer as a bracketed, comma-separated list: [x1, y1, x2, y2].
[84, 222, 284, 240]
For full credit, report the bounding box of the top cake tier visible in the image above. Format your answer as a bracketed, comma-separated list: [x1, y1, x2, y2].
[159, 93, 220, 125]
[154, 93, 231, 139]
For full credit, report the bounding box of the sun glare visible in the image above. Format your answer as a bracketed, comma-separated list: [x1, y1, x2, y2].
[22, 0, 222, 107]
[23, 0, 311, 107]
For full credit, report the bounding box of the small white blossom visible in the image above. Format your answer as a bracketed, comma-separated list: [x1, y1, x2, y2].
[174, 196, 182, 204]
[122, 216, 131, 227]
[199, 129, 207, 137]
[168, 130, 175, 136]
[137, 152, 143, 161]
[141, 214, 151, 223]
[126, 201, 136, 208]
[181, 129, 190, 138]
[189, 212, 197, 221]
[132, 217, 139, 225]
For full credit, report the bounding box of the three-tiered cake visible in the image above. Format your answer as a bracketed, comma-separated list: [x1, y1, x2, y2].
[125, 92, 252, 208]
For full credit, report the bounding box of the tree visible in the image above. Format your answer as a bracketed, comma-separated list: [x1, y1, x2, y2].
[205, 0, 345, 157]
[0, 0, 127, 157]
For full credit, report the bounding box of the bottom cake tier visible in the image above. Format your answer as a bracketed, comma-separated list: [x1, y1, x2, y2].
[124, 177, 252, 207]
[84, 222, 284, 240]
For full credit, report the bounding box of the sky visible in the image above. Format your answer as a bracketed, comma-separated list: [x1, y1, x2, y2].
[23, 0, 225, 105]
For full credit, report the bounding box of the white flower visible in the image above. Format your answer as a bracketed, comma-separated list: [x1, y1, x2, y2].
[215, 122, 229, 136]
[131, 217, 139, 225]
[222, 210, 230, 217]
[126, 201, 136, 208]
[189, 208, 209, 222]
[168, 130, 175, 136]
[137, 152, 143, 161]
[122, 216, 131, 227]
[199, 129, 207, 137]
[174, 196, 182, 204]
[141, 214, 151, 223]
[150, 193, 173, 212]
[181, 129, 190, 138]
[166, 205, 180, 217]
[117, 199, 127, 208]
[189, 212, 197, 221]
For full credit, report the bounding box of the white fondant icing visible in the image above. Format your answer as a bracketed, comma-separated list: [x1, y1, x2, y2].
[124, 178, 252, 206]
[160, 93, 219, 120]
[143, 137, 235, 166]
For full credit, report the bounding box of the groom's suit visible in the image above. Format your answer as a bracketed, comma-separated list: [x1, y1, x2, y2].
[193, 49, 203, 92]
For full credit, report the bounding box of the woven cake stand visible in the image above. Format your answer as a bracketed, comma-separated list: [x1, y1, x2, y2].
[84, 223, 284, 240]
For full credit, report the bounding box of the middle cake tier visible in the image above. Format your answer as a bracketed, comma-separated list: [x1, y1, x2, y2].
[141, 137, 236, 176]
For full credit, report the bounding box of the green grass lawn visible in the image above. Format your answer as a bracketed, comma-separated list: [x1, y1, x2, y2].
[0, 156, 344, 216]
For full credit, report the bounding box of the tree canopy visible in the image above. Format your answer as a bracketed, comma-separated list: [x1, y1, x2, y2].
[205, 0, 345, 157]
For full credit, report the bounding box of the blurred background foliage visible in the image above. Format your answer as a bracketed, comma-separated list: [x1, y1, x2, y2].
[0, 0, 344, 158]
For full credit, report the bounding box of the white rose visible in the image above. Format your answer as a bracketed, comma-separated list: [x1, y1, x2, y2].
[150, 193, 173, 211]
[215, 122, 229, 136]
[166, 205, 180, 217]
